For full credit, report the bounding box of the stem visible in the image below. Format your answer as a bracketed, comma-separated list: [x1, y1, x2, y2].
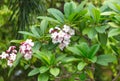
[112, 69, 120, 81]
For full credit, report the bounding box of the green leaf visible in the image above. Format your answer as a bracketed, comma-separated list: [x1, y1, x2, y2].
[98, 33, 108, 45]
[96, 54, 117, 66]
[47, 8, 64, 23]
[64, 1, 76, 18]
[39, 66, 49, 73]
[38, 74, 49, 81]
[88, 56, 97, 63]
[40, 20, 48, 34]
[10, 40, 23, 43]
[88, 3, 100, 23]
[75, 0, 87, 12]
[76, 42, 89, 57]
[77, 62, 87, 71]
[62, 57, 79, 63]
[34, 52, 50, 65]
[67, 46, 82, 56]
[28, 68, 40, 76]
[100, 11, 116, 16]
[30, 27, 40, 37]
[108, 28, 120, 37]
[18, 31, 35, 37]
[108, 3, 120, 13]
[88, 28, 97, 39]
[56, 54, 67, 63]
[88, 44, 99, 58]
[50, 68, 60, 77]
[37, 16, 60, 24]
[95, 26, 109, 33]
[108, 22, 120, 28]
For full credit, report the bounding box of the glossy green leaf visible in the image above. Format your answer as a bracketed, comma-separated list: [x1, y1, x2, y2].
[108, 22, 120, 28]
[30, 27, 40, 37]
[77, 62, 87, 71]
[28, 68, 40, 76]
[62, 57, 79, 63]
[64, 1, 76, 18]
[95, 26, 109, 33]
[48, 8, 64, 23]
[38, 74, 49, 81]
[50, 68, 60, 77]
[75, 0, 87, 12]
[39, 66, 49, 73]
[56, 54, 67, 63]
[89, 56, 97, 63]
[88, 44, 99, 58]
[18, 31, 35, 37]
[76, 42, 89, 57]
[67, 46, 81, 56]
[96, 54, 117, 66]
[108, 28, 120, 37]
[40, 20, 48, 34]
[37, 16, 60, 24]
[88, 4, 100, 23]
[10, 40, 23, 43]
[98, 33, 108, 45]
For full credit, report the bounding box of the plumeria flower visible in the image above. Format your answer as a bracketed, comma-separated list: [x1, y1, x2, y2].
[19, 39, 34, 60]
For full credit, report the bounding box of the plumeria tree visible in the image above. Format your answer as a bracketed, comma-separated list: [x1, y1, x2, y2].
[1, 0, 120, 81]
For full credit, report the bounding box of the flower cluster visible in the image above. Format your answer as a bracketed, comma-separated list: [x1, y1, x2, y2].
[19, 39, 34, 60]
[0, 46, 17, 67]
[0, 39, 34, 67]
[49, 25, 75, 50]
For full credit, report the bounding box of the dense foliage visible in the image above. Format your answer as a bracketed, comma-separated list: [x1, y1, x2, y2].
[1, 0, 120, 81]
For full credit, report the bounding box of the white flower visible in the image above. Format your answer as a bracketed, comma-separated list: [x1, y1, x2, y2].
[64, 34, 71, 40]
[50, 25, 75, 50]
[63, 25, 71, 33]
[52, 38, 59, 44]
[9, 53, 16, 61]
[58, 31, 65, 38]
[51, 32, 58, 39]
[6, 46, 16, 53]
[68, 29, 75, 35]
[19, 39, 34, 60]
[7, 60, 13, 67]
[25, 39, 34, 46]
[63, 39, 70, 46]
[49, 28, 54, 33]
[0, 52, 9, 59]
[55, 26, 61, 30]
[24, 53, 32, 60]
[59, 43, 66, 50]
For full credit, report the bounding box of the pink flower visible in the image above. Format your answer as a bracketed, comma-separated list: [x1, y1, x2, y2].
[19, 39, 34, 60]
[49, 25, 75, 50]
[0, 46, 17, 67]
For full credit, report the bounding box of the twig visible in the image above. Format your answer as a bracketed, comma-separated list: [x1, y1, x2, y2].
[112, 70, 120, 81]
